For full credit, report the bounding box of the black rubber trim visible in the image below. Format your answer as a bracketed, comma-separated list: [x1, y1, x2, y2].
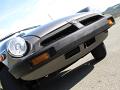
[65, 47, 80, 59]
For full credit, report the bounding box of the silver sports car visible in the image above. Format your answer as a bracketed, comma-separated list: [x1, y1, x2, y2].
[0, 12, 115, 90]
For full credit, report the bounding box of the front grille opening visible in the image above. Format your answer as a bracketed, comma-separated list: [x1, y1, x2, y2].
[80, 15, 103, 26]
[41, 24, 78, 46]
[84, 37, 96, 48]
[65, 47, 80, 59]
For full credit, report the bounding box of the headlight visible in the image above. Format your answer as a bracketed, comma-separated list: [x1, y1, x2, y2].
[7, 37, 28, 57]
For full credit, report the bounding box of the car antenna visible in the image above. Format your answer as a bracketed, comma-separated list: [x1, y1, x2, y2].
[48, 14, 54, 20]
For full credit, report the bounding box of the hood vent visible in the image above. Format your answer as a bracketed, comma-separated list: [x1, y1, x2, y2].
[80, 15, 103, 26]
[41, 24, 78, 46]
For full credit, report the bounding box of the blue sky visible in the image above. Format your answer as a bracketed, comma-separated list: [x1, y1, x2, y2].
[0, 0, 120, 37]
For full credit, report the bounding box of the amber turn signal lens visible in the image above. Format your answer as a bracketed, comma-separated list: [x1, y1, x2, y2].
[0, 54, 6, 62]
[107, 19, 113, 26]
[31, 52, 49, 65]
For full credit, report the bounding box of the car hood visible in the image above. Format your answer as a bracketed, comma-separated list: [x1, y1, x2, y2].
[24, 12, 98, 38]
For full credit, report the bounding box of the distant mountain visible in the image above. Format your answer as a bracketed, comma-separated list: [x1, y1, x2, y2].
[103, 3, 120, 18]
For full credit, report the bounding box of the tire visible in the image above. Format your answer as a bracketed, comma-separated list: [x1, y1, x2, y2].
[0, 63, 28, 90]
[91, 42, 106, 62]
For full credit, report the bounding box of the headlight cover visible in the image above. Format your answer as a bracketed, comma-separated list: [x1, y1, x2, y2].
[7, 37, 27, 57]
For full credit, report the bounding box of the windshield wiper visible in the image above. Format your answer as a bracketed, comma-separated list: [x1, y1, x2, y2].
[17, 25, 40, 33]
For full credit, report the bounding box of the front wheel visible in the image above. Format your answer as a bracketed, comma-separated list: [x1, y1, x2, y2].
[0, 63, 28, 90]
[91, 42, 106, 62]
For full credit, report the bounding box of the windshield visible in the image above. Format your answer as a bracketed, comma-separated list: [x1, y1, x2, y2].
[0, 0, 119, 39]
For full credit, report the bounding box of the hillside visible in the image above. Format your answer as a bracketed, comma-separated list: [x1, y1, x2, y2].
[103, 3, 120, 18]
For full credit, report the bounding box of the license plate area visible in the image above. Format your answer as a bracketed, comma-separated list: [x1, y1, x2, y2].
[65, 46, 80, 59]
